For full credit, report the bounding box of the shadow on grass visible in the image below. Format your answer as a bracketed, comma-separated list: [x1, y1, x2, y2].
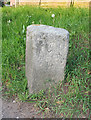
[64, 34, 89, 82]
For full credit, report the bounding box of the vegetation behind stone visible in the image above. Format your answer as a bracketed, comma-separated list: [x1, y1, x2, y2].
[2, 6, 89, 118]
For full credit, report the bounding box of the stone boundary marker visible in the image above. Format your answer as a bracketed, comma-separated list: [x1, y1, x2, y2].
[26, 25, 69, 94]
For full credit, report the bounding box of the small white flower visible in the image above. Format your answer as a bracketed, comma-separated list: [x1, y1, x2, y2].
[51, 14, 55, 18]
[29, 16, 31, 18]
[13, 100, 16, 103]
[16, 117, 19, 119]
[7, 20, 11, 23]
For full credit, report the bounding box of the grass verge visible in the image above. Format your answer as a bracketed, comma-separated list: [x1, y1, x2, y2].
[2, 6, 90, 118]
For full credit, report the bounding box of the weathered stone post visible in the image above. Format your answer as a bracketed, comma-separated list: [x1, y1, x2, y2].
[26, 25, 69, 94]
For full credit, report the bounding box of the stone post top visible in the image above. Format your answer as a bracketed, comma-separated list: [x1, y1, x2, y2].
[27, 24, 69, 36]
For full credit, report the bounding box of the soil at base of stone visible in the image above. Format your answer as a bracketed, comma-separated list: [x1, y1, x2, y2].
[2, 98, 55, 118]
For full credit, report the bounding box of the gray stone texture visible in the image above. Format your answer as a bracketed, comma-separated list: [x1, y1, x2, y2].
[26, 25, 69, 94]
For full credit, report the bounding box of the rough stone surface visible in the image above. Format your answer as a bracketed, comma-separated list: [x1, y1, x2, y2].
[26, 25, 69, 94]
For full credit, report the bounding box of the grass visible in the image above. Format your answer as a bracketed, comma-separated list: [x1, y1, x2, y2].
[2, 6, 90, 118]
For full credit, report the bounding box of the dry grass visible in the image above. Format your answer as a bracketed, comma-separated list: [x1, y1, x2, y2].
[18, 2, 89, 8]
